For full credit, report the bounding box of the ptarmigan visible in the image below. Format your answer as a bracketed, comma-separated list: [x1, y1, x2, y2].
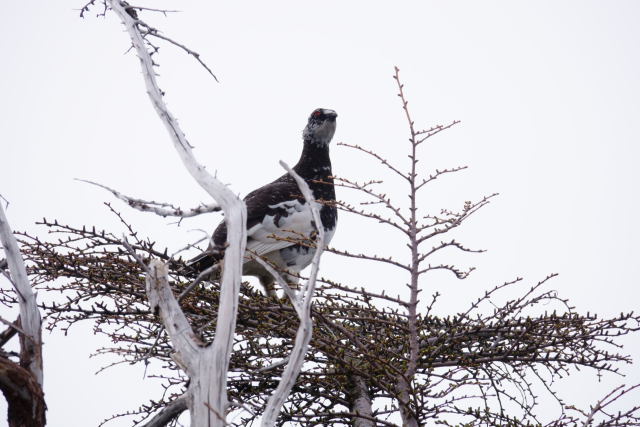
[188, 108, 338, 296]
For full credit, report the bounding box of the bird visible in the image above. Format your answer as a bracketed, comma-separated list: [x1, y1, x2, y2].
[187, 108, 338, 297]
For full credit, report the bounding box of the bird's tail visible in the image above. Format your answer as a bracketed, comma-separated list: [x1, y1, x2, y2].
[182, 250, 223, 278]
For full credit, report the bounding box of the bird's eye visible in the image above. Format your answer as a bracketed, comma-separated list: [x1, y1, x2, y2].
[313, 110, 322, 118]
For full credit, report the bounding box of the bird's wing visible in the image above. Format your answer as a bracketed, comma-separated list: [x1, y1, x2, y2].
[244, 180, 314, 256]
[246, 198, 314, 256]
[211, 179, 315, 257]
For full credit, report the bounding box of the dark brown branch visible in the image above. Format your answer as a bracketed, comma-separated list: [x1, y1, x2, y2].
[141, 394, 188, 427]
[0, 318, 21, 348]
[325, 246, 411, 271]
[0, 356, 46, 427]
[337, 142, 409, 181]
[135, 20, 219, 81]
[333, 176, 411, 228]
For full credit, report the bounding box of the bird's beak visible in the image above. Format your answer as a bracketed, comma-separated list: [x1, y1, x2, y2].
[323, 109, 337, 120]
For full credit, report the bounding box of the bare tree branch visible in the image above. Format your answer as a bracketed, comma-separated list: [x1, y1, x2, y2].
[346, 372, 374, 427]
[0, 205, 42, 384]
[141, 394, 188, 427]
[0, 202, 45, 426]
[580, 384, 640, 426]
[77, 179, 221, 218]
[135, 19, 219, 81]
[337, 142, 409, 181]
[261, 161, 327, 426]
[108, 1, 246, 424]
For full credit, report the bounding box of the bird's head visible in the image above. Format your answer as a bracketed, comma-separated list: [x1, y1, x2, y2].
[303, 108, 337, 145]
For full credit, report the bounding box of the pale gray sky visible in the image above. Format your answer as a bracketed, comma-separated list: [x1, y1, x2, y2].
[1, 1, 639, 425]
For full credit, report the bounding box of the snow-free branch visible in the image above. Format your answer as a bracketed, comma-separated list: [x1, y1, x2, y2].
[0, 205, 43, 385]
[108, 1, 246, 424]
[141, 394, 189, 427]
[146, 260, 204, 374]
[0, 202, 45, 426]
[260, 161, 327, 426]
[77, 179, 221, 218]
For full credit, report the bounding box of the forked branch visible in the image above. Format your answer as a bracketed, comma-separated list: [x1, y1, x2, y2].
[108, 1, 246, 424]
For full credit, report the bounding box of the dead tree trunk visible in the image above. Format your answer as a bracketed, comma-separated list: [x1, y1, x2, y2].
[0, 203, 45, 426]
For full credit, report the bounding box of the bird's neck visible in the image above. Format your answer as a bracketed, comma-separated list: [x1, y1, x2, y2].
[295, 140, 336, 227]
[294, 140, 332, 180]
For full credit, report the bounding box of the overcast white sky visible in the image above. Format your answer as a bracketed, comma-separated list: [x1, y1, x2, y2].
[1, 1, 640, 425]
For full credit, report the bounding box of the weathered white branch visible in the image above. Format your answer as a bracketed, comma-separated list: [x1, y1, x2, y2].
[0, 202, 46, 426]
[77, 179, 220, 218]
[145, 259, 235, 425]
[0, 203, 42, 386]
[108, 1, 246, 425]
[260, 162, 326, 426]
[348, 374, 375, 427]
[146, 260, 204, 374]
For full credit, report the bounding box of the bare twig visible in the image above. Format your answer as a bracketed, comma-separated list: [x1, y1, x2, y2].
[135, 19, 218, 81]
[581, 384, 640, 426]
[338, 142, 409, 181]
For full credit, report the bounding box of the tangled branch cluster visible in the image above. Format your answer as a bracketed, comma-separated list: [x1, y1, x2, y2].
[1, 211, 635, 426]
